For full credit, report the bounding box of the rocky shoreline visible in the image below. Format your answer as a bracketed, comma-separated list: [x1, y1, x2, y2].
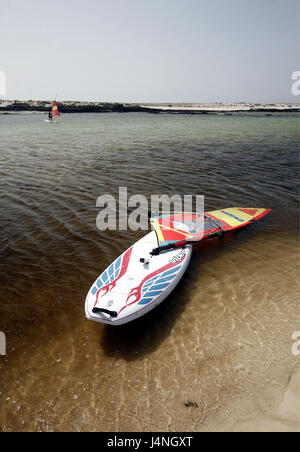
[0, 100, 299, 114]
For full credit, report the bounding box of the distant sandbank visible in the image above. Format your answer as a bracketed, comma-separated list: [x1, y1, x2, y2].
[0, 100, 299, 114]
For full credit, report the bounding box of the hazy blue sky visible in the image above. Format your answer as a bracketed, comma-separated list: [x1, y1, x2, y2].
[1, 0, 299, 102]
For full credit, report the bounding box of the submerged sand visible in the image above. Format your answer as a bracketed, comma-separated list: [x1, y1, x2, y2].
[0, 234, 299, 432]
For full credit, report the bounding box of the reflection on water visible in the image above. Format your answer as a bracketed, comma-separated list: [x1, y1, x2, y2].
[0, 112, 299, 432]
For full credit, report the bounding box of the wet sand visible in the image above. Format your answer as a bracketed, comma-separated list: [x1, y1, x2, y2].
[0, 112, 299, 432]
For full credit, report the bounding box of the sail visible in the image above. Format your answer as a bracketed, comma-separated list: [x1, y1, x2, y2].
[150, 208, 271, 247]
[150, 213, 213, 247]
[50, 100, 60, 118]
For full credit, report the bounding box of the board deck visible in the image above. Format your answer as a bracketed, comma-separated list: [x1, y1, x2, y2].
[85, 231, 192, 325]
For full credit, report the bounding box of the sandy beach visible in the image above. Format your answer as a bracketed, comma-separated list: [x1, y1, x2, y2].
[140, 102, 300, 112]
[230, 368, 300, 432]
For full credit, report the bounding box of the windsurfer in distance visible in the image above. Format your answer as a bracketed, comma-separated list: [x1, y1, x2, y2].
[48, 110, 52, 121]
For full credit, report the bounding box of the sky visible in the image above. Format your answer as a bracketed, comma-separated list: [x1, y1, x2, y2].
[0, 0, 299, 103]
